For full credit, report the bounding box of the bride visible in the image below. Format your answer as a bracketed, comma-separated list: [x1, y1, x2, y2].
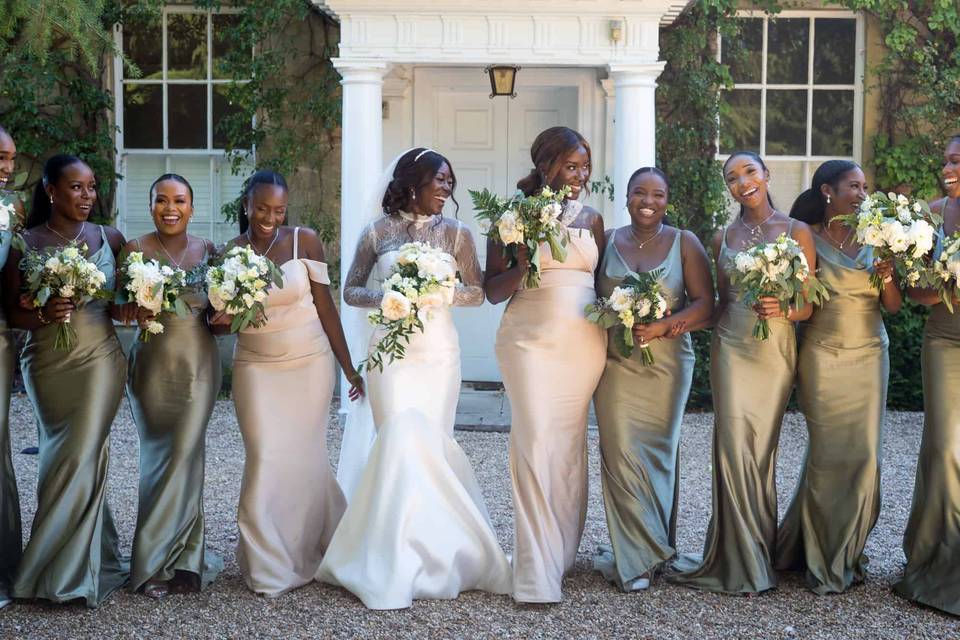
[318, 147, 512, 609]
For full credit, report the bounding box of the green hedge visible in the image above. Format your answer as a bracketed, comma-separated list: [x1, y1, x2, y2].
[685, 301, 929, 412]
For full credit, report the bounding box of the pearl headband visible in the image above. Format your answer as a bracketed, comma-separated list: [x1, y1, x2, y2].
[414, 148, 436, 162]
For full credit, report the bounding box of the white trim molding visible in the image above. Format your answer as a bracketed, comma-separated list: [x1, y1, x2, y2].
[319, 1, 689, 65]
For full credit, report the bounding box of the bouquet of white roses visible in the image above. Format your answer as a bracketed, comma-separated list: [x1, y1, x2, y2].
[363, 241, 458, 372]
[470, 185, 572, 288]
[0, 196, 16, 232]
[837, 192, 939, 290]
[117, 251, 189, 341]
[17, 240, 110, 351]
[728, 233, 830, 341]
[585, 271, 669, 366]
[917, 230, 960, 313]
[206, 245, 284, 333]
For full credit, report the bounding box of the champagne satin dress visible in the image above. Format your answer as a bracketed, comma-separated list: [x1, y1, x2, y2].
[319, 213, 511, 609]
[776, 237, 887, 594]
[233, 228, 346, 597]
[895, 228, 960, 615]
[13, 226, 129, 607]
[126, 243, 222, 592]
[496, 200, 607, 603]
[0, 204, 19, 606]
[593, 230, 695, 590]
[670, 224, 796, 594]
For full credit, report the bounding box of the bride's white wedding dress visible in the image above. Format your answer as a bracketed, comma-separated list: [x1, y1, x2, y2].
[318, 212, 512, 609]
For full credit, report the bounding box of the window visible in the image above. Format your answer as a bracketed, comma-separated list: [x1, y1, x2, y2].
[114, 6, 253, 244]
[719, 11, 864, 211]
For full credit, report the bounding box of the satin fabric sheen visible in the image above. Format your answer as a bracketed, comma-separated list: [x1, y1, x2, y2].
[318, 251, 512, 610]
[895, 228, 960, 615]
[593, 231, 694, 590]
[776, 238, 887, 594]
[670, 229, 795, 594]
[0, 225, 19, 607]
[496, 228, 607, 603]
[13, 230, 130, 607]
[127, 280, 223, 591]
[233, 244, 346, 597]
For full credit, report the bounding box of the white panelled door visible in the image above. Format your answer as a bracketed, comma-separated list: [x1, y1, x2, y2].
[414, 68, 580, 381]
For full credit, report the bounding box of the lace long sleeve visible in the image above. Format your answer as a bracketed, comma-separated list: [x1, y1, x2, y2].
[452, 223, 485, 307]
[342, 224, 382, 308]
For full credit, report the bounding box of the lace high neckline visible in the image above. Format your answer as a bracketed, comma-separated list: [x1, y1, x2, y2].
[398, 210, 439, 224]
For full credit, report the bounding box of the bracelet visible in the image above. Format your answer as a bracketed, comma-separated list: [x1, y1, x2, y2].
[36, 307, 50, 325]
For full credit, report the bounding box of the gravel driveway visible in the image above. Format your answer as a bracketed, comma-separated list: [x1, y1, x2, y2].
[1, 396, 957, 639]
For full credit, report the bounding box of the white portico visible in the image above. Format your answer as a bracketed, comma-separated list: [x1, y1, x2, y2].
[317, 0, 689, 382]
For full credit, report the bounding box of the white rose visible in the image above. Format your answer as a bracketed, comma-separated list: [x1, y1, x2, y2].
[416, 291, 445, 321]
[45, 256, 61, 271]
[497, 211, 525, 245]
[61, 247, 80, 260]
[136, 288, 163, 314]
[734, 252, 757, 274]
[0, 201, 14, 231]
[907, 219, 934, 258]
[861, 225, 884, 247]
[608, 287, 634, 312]
[636, 298, 652, 318]
[380, 290, 412, 321]
[60, 284, 75, 298]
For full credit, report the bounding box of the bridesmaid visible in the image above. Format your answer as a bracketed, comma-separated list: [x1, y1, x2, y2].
[121, 174, 223, 599]
[776, 160, 898, 593]
[670, 150, 817, 594]
[592, 167, 714, 592]
[3, 154, 131, 606]
[486, 126, 607, 603]
[0, 125, 23, 608]
[212, 170, 363, 597]
[895, 134, 960, 614]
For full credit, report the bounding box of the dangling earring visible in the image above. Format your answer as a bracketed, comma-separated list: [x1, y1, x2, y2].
[49, 196, 54, 204]
[411, 191, 417, 201]
[826, 194, 832, 204]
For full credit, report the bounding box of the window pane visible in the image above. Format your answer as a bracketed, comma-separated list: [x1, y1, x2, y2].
[814, 19, 856, 85]
[167, 13, 207, 80]
[123, 84, 163, 149]
[720, 89, 761, 154]
[168, 85, 208, 148]
[766, 90, 807, 155]
[723, 18, 762, 84]
[124, 14, 162, 79]
[213, 13, 246, 79]
[767, 18, 808, 85]
[812, 90, 854, 156]
[213, 85, 243, 149]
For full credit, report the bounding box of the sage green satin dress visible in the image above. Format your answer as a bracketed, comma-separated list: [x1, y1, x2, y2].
[126, 252, 222, 592]
[776, 238, 887, 594]
[0, 209, 20, 607]
[593, 231, 694, 590]
[13, 227, 129, 607]
[670, 225, 796, 594]
[895, 228, 960, 615]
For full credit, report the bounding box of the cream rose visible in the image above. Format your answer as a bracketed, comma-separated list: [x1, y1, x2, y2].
[380, 290, 412, 321]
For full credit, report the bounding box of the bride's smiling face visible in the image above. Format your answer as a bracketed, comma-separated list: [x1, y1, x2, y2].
[411, 162, 454, 216]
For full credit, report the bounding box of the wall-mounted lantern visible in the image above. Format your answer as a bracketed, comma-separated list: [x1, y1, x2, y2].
[485, 65, 520, 99]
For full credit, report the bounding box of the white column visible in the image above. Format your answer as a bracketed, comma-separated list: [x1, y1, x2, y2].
[334, 59, 387, 394]
[608, 63, 666, 227]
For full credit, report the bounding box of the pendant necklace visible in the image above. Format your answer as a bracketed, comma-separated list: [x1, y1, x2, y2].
[629, 223, 663, 250]
[46, 221, 86, 245]
[155, 231, 191, 268]
[739, 210, 775, 243]
[246, 228, 280, 257]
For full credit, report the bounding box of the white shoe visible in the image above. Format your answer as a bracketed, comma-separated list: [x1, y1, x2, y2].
[627, 577, 650, 591]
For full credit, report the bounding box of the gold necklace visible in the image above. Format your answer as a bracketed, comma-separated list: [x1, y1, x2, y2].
[154, 231, 191, 268]
[45, 221, 85, 244]
[629, 223, 663, 250]
[821, 219, 854, 250]
[739, 210, 775, 243]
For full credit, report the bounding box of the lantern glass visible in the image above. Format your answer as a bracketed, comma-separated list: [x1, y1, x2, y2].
[486, 65, 519, 98]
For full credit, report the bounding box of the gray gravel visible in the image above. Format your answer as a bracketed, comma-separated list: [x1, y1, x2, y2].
[1, 395, 958, 639]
